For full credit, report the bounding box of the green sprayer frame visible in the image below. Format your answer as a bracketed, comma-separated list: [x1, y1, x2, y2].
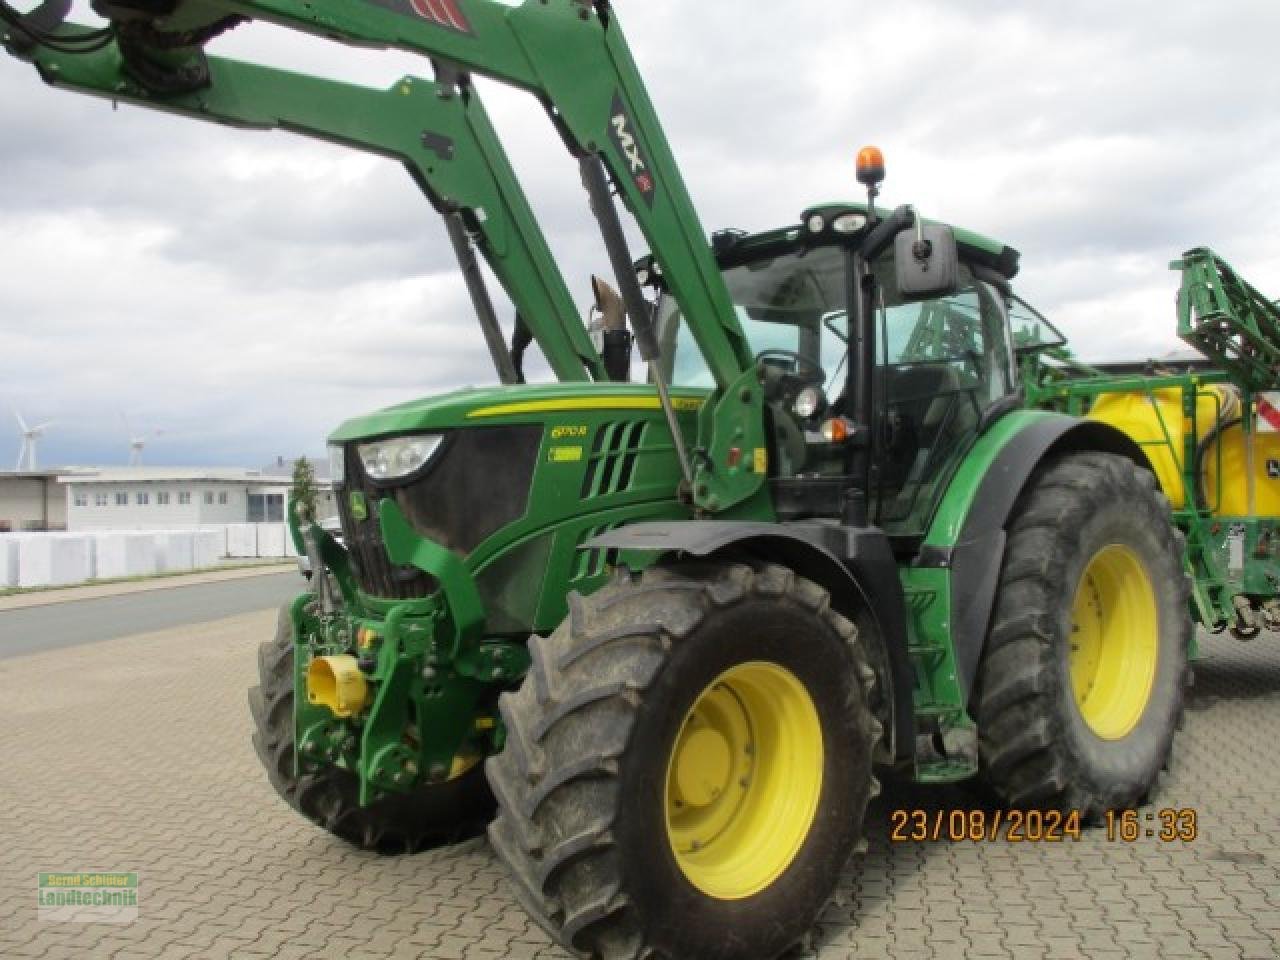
[1023, 248, 1280, 641]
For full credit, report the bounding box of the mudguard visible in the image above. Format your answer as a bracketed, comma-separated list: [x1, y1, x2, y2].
[588, 521, 915, 764]
[933, 414, 1156, 701]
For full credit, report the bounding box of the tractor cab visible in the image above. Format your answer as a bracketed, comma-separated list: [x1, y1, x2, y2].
[653, 212, 1021, 536]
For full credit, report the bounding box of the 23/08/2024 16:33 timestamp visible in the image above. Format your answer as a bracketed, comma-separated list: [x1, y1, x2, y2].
[889, 808, 1199, 843]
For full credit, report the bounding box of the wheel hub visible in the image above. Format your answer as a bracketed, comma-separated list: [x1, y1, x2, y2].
[673, 724, 734, 809]
[664, 662, 823, 900]
[1069, 543, 1159, 740]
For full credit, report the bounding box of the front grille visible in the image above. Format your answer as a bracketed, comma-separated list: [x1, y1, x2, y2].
[580, 420, 646, 499]
[337, 426, 543, 599]
[338, 472, 433, 600]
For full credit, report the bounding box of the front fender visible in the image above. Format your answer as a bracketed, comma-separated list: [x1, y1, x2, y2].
[588, 521, 914, 764]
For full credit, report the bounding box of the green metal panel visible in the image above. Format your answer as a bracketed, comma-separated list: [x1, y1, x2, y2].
[921, 409, 1056, 549]
[898, 567, 975, 783]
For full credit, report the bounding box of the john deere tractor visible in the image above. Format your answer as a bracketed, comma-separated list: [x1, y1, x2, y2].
[4, 2, 1191, 957]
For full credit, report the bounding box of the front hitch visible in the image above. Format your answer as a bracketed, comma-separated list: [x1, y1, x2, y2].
[294, 499, 528, 806]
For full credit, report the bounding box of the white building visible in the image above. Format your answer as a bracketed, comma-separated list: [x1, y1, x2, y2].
[61, 467, 335, 532]
[0, 468, 96, 532]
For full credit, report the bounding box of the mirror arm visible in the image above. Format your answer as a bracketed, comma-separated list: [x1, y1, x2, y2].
[859, 205, 915, 261]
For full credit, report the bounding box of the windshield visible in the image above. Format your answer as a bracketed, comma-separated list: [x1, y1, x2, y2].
[658, 246, 850, 396]
[657, 245, 1013, 410]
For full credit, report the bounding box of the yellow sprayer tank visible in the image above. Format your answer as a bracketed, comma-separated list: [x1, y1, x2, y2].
[1090, 386, 1280, 519]
[1086, 386, 1240, 511]
[1199, 420, 1280, 516]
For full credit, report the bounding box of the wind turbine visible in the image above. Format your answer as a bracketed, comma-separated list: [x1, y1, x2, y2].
[122, 413, 165, 466]
[14, 411, 53, 471]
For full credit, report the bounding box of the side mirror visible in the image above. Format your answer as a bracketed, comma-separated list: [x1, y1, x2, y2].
[895, 224, 960, 300]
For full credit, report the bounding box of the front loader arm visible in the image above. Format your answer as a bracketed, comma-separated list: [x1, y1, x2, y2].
[6, 0, 766, 510]
[199, 0, 757, 382]
[3, 22, 605, 383]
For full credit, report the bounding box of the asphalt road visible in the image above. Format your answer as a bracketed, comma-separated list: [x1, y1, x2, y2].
[0, 572, 303, 659]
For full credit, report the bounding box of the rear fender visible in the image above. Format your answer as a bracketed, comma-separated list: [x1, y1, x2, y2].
[934, 415, 1156, 702]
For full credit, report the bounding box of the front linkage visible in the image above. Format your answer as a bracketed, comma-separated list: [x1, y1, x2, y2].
[290, 502, 529, 807]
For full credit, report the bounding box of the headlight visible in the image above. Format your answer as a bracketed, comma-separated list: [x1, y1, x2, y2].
[793, 385, 826, 419]
[357, 435, 444, 481]
[327, 444, 346, 488]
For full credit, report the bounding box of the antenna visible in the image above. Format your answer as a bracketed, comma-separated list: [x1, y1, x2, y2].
[13, 410, 53, 471]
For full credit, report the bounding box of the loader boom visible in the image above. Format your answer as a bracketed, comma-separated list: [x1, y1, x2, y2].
[3, 0, 767, 510]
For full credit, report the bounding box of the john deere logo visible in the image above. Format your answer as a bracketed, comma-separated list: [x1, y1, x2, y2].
[608, 93, 656, 208]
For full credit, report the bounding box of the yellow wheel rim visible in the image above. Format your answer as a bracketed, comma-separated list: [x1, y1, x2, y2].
[664, 662, 823, 900]
[1069, 544, 1159, 740]
[447, 753, 481, 780]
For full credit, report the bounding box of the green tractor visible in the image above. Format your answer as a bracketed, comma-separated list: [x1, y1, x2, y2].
[4, 2, 1190, 957]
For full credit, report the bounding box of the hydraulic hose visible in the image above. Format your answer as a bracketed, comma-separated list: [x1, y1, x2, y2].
[1193, 385, 1242, 512]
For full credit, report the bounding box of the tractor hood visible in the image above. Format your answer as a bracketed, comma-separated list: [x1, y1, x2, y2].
[329, 382, 709, 444]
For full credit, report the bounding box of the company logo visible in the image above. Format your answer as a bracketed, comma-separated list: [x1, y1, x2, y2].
[608, 93, 656, 208]
[365, 0, 473, 34]
[38, 873, 138, 924]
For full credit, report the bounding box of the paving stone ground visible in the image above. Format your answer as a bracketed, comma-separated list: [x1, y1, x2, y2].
[1, 611, 1277, 959]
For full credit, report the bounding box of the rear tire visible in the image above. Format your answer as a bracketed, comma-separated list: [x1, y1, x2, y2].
[976, 452, 1190, 815]
[487, 563, 879, 960]
[248, 604, 492, 854]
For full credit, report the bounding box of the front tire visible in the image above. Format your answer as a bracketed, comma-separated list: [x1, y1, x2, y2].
[976, 452, 1190, 815]
[248, 604, 493, 853]
[487, 563, 879, 960]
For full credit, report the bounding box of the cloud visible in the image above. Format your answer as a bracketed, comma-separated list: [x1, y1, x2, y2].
[1, 0, 1278, 466]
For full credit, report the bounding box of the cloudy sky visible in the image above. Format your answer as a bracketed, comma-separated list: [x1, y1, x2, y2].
[2, 0, 1278, 468]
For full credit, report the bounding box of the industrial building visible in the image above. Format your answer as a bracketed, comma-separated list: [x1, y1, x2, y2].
[0, 469, 95, 531]
[60, 466, 335, 531]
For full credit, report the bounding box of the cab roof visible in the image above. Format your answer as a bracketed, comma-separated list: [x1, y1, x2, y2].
[711, 202, 1021, 280]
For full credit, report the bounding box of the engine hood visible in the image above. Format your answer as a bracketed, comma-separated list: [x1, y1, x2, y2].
[328, 382, 709, 444]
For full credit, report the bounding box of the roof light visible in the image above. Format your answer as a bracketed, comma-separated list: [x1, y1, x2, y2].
[832, 212, 868, 235]
[856, 145, 885, 187]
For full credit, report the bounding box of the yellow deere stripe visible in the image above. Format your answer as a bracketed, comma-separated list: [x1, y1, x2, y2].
[467, 396, 704, 418]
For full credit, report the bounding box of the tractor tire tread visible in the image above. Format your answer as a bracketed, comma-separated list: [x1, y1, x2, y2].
[976, 453, 1189, 818]
[487, 562, 876, 960]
